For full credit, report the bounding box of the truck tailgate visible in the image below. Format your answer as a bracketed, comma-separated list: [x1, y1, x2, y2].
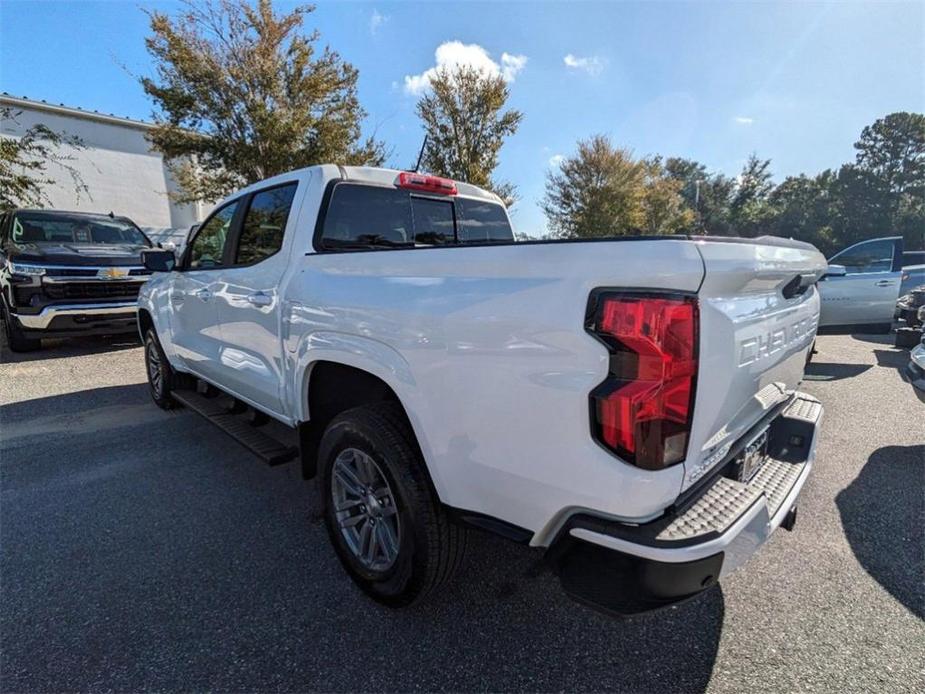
[684, 237, 827, 490]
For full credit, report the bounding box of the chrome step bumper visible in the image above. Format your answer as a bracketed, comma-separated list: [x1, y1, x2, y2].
[548, 392, 823, 615]
[14, 302, 138, 330]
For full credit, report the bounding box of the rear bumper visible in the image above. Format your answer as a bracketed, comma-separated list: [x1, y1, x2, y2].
[12, 302, 138, 336]
[548, 392, 822, 615]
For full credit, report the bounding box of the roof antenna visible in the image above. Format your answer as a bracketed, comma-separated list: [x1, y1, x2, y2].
[108, 211, 115, 218]
[412, 134, 428, 173]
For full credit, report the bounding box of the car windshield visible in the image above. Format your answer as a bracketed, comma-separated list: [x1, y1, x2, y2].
[10, 212, 150, 246]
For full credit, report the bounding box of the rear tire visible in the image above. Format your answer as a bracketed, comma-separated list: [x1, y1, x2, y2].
[805, 339, 816, 366]
[1, 299, 41, 352]
[319, 403, 467, 607]
[144, 328, 190, 409]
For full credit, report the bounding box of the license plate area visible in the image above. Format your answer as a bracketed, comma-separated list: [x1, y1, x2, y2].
[733, 428, 770, 483]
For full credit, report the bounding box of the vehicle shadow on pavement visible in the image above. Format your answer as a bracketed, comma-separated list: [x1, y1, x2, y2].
[835, 445, 925, 620]
[848, 332, 894, 346]
[803, 362, 871, 382]
[0, 333, 140, 364]
[1, 383, 725, 693]
[872, 347, 912, 379]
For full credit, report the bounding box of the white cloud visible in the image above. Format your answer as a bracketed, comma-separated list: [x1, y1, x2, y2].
[369, 10, 388, 35]
[500, 53, 528, 81]
[563, 53, 605, 76]
[734, 116, 755, 125]
[403, 41, 528, 95]
[548, 154, 565, 167]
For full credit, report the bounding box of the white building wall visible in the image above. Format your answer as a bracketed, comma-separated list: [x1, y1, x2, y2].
[0, 96, 207, 230]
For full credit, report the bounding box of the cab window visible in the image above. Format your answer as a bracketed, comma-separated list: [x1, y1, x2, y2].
[235, 183, 298, 265]
[318, 183, 515, 250]
[830, 239, 895, 274]
[410, 197, 454, 245]
[320, 185, 413, 249]
[188, 201, 239, 269]
[457, 197, 514, 244]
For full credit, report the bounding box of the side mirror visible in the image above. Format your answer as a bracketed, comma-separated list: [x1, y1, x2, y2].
[142, 248, 176, 273]
[824, 263, 847, 279]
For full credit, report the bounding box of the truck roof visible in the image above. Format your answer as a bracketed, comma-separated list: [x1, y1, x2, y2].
[8, 209, 138, 225]
[233, 165, 503, 204]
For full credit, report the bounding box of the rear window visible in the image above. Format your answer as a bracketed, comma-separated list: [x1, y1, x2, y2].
[410, 197, 454, 245]
[319, 183, 513, 250]
[457, 197, 514, 244]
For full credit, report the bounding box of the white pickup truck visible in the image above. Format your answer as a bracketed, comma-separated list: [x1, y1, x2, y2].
[138, 165, 826, 614]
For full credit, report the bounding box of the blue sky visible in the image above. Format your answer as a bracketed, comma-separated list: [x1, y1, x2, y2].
[2, 1, 923, 234]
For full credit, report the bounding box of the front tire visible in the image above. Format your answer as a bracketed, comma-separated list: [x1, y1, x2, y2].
[144, 328, 189, 409]
[1, 299, 41, 353]
[319, 403, 467, 607]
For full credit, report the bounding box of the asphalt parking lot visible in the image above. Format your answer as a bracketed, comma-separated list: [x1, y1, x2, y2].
[1, 332, 922, 693]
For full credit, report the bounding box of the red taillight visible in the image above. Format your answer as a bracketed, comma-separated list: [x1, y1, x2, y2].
[397, 171, 458, 195]
[587, 292, 698, 470]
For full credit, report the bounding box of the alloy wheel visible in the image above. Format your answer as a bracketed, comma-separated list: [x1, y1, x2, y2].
[146, 339, 163, 398]
[331, 447, 401, 571]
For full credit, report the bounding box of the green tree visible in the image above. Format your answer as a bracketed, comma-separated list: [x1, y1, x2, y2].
[141, 0, 385, 203]
[729, 153, 774, 236]
[766, 172, 838, 254]
[640, 158, 696, 235]
[664, 157, 735, 234]
[854, 112, 925, 196]
[416, 65, 523, 204]
[542, 135, 692, 238]
[853, 112, 925, 250]
[828, 165, 895, 249]
[0, 107, 88, 211]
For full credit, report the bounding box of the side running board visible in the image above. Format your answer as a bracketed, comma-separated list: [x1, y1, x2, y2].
[171, 389, 297, 466]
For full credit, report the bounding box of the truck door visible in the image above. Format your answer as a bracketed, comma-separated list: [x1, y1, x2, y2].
[818, 237, 903, 330]
[168, 199, 241, 383]
[210, 181, 299, 417]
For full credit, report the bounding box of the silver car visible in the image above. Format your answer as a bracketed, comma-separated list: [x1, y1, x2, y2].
[818, 236, 904, 333]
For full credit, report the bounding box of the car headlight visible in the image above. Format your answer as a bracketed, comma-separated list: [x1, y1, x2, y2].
[918, 306, 925, 322]
[7, 262, 47, 277]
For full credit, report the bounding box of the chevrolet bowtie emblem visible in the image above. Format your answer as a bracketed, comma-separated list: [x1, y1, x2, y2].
[97, 267, 129, 279]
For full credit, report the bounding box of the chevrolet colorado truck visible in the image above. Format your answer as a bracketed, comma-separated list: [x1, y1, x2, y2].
[0, 209, 153, 351]
[137, 165, 826, 614]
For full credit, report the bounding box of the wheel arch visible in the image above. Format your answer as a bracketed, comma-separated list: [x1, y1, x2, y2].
[137, 307, 154, 341]
[298, 358, 443, 504]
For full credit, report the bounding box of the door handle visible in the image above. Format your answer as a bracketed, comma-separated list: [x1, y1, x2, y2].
[194, 288, 212, 301]
[246, 292, 272, 307]
[169, 292, 184, 305]
[875, 280, 895, 287]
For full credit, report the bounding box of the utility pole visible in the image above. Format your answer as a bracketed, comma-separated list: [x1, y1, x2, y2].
[694, 178, 705, 234]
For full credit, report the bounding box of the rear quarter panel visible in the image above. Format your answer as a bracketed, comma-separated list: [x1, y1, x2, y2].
[284, 240, 705, 541]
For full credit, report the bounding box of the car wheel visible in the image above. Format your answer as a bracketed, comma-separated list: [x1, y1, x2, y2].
[805, 339, 816, 366]
[144, 328, 190, 409]
[319, 403, 467, 607]
[1, 298, 41, 352]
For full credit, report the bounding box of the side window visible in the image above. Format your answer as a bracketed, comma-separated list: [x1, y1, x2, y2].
[321, 184, 412, 249]
[830, 239, 895, 274]
[410, 197, 454, 245]
[235, 183, 297, 265]
[457, 198, 514, 244]
[903, 251, 925, 267]
[188, 201, 238, 270]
